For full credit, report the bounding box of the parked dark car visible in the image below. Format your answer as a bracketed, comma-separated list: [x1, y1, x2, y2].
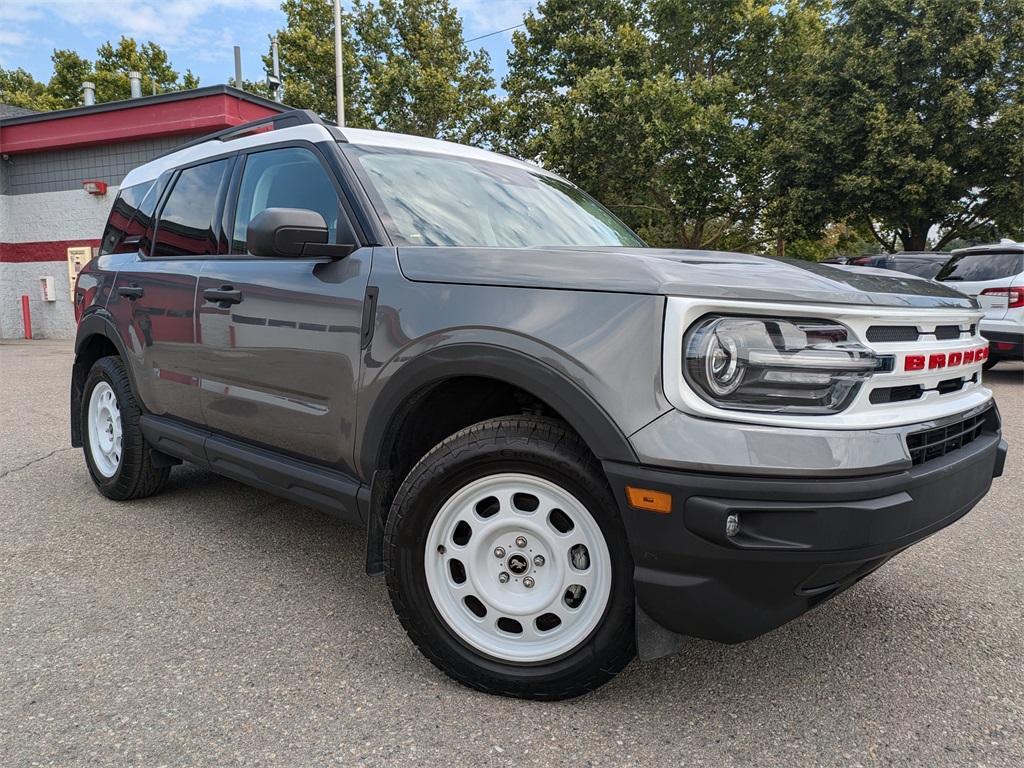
[850, 252, 951, 279]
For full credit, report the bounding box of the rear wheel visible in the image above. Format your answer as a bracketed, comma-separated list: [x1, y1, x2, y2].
[384, 416, 635, 700]
[82, 356, 170, 500]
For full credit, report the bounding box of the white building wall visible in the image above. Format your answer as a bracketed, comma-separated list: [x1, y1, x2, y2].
[1, 187, 117, 243]
[0, 263, 78, 339]
[0, 187, 117, 339]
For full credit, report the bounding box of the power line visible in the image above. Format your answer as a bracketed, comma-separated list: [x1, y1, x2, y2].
[465, 23, 526, 43]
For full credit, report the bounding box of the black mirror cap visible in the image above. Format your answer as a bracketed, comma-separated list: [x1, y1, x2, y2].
[247, 207, 329, 257]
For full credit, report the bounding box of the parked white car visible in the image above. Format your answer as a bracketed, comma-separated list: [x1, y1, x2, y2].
[938, 242, 1024, 369]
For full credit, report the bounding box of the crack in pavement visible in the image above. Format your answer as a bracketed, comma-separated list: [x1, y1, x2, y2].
[0, 447, 77, 480]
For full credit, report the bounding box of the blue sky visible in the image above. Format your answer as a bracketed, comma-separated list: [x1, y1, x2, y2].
[0, 0, 536, 93]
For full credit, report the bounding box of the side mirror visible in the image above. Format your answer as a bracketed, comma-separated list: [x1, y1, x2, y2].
[247, 207, 329, 257]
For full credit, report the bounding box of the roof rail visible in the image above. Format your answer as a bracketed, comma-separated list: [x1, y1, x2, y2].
[159, 109, 335, 157]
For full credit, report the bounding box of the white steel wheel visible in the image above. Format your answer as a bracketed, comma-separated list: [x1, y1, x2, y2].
[87, 381, 122, 478]
[424, 472, 613, 663]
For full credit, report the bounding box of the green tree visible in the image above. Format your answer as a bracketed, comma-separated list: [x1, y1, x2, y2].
[266, 0, 495, 141]
[263, 0, 363, 121]
[501, 0, 826, 250]
[811, 0, 1024, 250]
[351, 0, 495, 141]
[3, 38, 199, 110]
[0, 67, 61, 111]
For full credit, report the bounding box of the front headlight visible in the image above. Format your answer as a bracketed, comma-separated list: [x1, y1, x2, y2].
[683, 315, 881, 414]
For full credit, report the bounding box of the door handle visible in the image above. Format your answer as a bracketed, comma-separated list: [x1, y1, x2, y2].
[118, 284, 144, 300]
[203, 285, 243, 306]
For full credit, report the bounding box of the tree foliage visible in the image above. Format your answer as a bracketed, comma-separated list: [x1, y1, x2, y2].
[806, 0, 1024, 249]
[267, 0, 495, 142]
[0, 37, 199, 111]
[501, 0, 827, 250]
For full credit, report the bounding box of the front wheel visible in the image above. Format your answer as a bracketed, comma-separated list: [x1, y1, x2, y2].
[384, 417, 635, 700]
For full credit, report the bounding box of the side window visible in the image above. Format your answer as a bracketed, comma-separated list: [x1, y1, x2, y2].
[232, 147, 343, 253]
[152, 159, 231, 258]
[99, 181, 153, 254]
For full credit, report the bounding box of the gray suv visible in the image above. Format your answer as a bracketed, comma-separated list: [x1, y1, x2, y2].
[72, 111, 1007, 700]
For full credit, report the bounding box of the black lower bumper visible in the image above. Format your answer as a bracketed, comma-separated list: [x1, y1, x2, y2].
[982, 330, 1024, 360]
[604, 416, 1007, 652]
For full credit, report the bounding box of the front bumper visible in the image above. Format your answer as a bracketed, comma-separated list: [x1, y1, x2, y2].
[604, 407, 1007, 655]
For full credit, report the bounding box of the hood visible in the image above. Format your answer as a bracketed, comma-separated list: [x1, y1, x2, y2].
[396, 246, 977, 309]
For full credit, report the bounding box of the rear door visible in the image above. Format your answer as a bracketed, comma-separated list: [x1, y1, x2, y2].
[107, 157, 234, 424]
[937, 251, 1024, 320]
[195, 143, 371, 473]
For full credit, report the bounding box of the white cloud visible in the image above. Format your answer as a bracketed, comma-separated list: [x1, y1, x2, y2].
[1, 0, 280, 48]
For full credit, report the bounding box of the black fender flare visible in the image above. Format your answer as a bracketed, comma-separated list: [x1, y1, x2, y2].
[357, 342, 638, 480]
[70, 310, 132, 447]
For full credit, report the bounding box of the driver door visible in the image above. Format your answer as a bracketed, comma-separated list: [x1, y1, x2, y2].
[195, 144, 370, 474]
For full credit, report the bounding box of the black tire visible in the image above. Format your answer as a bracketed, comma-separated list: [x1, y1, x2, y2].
[384, 416, 635, 700]
[81, 355, 170, 500]
[983, 357, 999, 371]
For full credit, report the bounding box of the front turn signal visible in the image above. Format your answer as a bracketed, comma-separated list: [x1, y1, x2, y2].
[625, 486, 672, 514]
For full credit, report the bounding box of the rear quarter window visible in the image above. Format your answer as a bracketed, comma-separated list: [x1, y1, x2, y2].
[100, 181, 154, 254]
[938, 252, 1024, 282]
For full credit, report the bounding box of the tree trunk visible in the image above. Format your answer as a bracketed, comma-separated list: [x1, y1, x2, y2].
[899, 222, 931, 252]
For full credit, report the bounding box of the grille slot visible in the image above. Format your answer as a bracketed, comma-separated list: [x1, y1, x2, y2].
[906, 410, 988, 466]
[870, 385, 923, 404]
[935, 325, 961, 340]
[866, 325, 918, 342]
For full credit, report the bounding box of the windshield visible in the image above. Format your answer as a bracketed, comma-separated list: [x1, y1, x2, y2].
[344, 145, 644, 248]
[937, 251, 1024, 282]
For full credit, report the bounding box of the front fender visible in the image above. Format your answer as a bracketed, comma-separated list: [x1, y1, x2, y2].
[356, 340, 639, 479]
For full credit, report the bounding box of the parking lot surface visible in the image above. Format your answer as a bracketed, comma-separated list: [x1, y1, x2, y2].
[1, 340, 1021, 767]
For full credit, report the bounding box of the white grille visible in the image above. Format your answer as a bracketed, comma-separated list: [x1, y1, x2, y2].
[663, 297, 991, 430]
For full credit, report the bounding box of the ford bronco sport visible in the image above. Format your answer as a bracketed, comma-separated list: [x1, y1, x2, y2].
[72, 110, 1008, 700]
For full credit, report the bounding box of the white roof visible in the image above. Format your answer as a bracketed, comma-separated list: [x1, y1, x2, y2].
[339, 126, 553, 176]
[120, 120, 554, 189]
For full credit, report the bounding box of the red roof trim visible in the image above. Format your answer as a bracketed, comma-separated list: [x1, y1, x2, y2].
[0, 93, 284, 154]
[0, 239, 101, 263]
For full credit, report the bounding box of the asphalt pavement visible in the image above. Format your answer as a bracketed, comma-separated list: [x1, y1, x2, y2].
[1, 340, 1021, 767]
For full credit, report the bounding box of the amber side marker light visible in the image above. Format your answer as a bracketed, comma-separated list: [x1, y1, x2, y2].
[625, 486, 672, 514]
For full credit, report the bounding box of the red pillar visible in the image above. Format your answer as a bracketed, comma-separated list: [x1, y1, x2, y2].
[21, 295, 32, 340]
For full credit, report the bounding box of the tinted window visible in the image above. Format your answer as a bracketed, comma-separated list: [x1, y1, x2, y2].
[153, 159, 231, 257]
[937, 252, 1024, 282]
[100, 181, 154, 254]
[345, 146, 643, 248]
[891, 258, 946, 278]
[232, 147, 342, 253]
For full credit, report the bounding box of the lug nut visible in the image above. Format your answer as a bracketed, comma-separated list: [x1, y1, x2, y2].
[515, 536, 528, 548]
[498, 572, 510, 584]
[493, 546, 506, 558]
[523, 576, 535, 588]
[437, 545, 446, 555]
[533, 555, 545, 567]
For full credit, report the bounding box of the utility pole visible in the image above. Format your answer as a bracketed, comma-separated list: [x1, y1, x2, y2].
[333, 0, 345, 126]
[270, 36, 283, 102]
[233, 46, 243, 90]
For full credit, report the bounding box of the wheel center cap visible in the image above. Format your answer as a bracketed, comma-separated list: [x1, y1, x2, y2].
[506, 553, 529, 575]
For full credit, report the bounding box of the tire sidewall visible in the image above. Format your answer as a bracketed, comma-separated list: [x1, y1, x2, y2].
[81, 357, 136, 497]
[386, 430, 635, 693]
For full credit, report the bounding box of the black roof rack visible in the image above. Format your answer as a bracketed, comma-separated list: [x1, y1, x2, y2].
[158, 109, 338, 158]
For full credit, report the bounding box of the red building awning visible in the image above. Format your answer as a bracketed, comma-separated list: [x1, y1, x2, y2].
[0, 85, 288, 154]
